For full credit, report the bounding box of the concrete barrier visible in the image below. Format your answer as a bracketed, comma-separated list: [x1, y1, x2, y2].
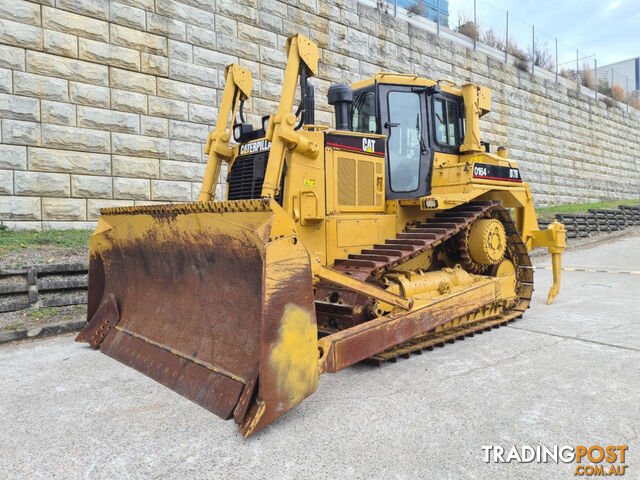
[0, 263, 88, 313]
[543, 205, 640, 239]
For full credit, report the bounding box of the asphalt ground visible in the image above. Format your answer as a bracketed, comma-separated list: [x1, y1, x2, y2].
[1, 233, 638, 479]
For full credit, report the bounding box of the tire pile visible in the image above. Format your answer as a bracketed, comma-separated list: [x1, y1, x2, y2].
[537, 204, 640, 239]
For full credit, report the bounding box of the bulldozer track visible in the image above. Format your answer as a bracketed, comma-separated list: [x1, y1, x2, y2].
[332, 201, 504, 281]
[316, 200, 533, 362]
[368, 307, 524, 365]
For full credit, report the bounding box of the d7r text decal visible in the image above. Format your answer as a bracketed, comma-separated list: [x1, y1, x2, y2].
[472, 163, 522, 183]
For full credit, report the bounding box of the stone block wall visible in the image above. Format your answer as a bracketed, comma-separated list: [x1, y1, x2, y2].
[0, 0, 638, 229]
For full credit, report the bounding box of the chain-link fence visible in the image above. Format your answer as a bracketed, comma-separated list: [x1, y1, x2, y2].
[383, 0, 639, 112]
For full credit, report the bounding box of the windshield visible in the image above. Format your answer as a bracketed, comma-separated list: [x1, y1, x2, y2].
[352, 91, 377, 134]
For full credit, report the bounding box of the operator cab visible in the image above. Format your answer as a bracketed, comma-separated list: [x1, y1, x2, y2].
[329, 75, 466, 200]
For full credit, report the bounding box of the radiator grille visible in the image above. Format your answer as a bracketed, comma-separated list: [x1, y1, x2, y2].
[338, 156, 377, 207]
[337, 157, 356, 205]
[227, 150, 283, 203]
[357, 160, 374, 206]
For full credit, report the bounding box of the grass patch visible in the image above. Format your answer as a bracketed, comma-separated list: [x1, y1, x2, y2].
[62, 305, 86, 319]
[26, 305, 84, 319]
[1, 305, 87, 332]
[4, 322, 25, 331]
[0, 229, 92, 256]
[536, 200, 640, 220]
[26, 307, 59, 319]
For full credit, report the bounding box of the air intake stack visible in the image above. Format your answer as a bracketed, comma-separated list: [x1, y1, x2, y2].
[328, 83, 353, 131]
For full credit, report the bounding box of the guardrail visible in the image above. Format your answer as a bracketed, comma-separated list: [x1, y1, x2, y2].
[0, 263, 88, 313]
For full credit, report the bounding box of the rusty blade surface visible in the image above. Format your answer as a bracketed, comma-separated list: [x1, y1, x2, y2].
[240, 238, 318, 437]
[84, 200, 319, 436]
[75, 293, 119, 348]
[88, 205, 273, 421]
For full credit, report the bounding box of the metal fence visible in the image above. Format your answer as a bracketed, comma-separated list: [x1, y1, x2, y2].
[384, 0, 449, 25]
[383, 0, 639, 112]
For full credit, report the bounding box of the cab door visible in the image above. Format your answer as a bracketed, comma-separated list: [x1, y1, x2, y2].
[378, 85, 431, 200]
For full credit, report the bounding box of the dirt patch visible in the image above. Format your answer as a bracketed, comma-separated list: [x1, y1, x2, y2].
[0, 304, 87, 331]
[0, 246, 88, 269]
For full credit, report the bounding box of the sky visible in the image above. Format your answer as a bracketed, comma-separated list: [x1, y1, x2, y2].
[448, 0, 640, 68]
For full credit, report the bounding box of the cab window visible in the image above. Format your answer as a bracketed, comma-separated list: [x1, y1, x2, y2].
[387, 91, 422, 192]
[352, 92, 377, 134]
[434, 98, 462, 147]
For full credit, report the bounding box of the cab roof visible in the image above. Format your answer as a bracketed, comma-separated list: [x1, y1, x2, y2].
[350, 73, 462, 96]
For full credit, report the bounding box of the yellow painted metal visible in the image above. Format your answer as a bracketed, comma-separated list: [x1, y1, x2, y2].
[84, 32, 573, 438]
[199, 64, 252, 201]
[318, 270, 517, 373]
[239, 232, 319, 437]
[350, 72, 461, 96]
[388, 265, 475, 298]
[325, 138, 386, 213]
[267, 304, 318, 406]
[287, 33, 319, 76]
[510, 183, 566, 303]
[547, 252, 563, 304]
[250, 49, 565, 307]
[494, 259, 517, 294]
[494, 259, 515, 277]
[262, 33, 320, 199]
[324, 214, 396, 265]
[351, 72, 435, 90]
[530, 221, 566, 304]
[318, 138, 395, 264]
[279, 131, 326, 261]
[396, 148, 565, 303]
[315, 265, 413, 310]
[460, 83, 491, 153]
[467, 218, 507, 265]
[429, 151, 518, 191]
[387, 250, 434, 273]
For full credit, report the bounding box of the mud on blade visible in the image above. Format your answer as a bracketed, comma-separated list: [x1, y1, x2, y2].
[77, 200, 319, 437]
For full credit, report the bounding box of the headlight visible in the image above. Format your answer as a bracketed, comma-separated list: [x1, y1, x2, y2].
[233, 124, 242, 142]
[423, 197, 439, 209]
[262, 115, 270, 133]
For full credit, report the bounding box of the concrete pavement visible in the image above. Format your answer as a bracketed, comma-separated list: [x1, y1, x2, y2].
[1, 234, 638, 479]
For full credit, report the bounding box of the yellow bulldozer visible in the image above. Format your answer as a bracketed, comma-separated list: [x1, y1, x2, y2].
[77, 34, 566, 437]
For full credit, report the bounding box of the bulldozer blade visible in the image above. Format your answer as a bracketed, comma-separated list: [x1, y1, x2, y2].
[75, 293, 119, 348]
[78, 200, 319, 437]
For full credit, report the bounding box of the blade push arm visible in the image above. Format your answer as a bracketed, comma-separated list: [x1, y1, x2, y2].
[515, 184, 567, 304]
[261, 34, 320, 199]
[199, 64, 252, 202]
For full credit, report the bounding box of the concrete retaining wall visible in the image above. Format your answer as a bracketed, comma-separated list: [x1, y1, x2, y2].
[0, 262, 88, 312]
[0, 0, 639, 230]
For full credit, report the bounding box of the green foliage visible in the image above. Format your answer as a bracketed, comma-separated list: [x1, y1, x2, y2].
[26, 307, 58, 319]
[4, 322, 24, 331]
[0, 229, 91, 256]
